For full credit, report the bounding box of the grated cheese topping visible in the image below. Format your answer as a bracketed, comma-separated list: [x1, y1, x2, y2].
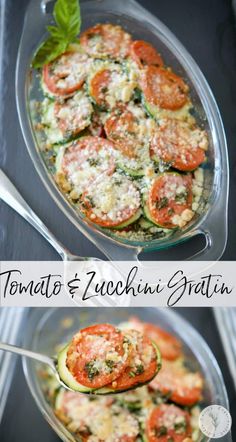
[60, 139, 118, 193]
[58, 391, 139, 441]
[36, 22, 209, 239]
[84, 172, 141, 223]
[49, 51, 92, 91]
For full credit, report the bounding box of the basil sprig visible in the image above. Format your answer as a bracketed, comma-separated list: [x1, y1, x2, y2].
[32, 0, 81, 68]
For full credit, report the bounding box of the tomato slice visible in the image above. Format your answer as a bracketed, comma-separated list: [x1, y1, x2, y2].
[61, 136, 116, 192]
[126, 318, 182, 361]
[151, 119, 207, 171]
[149, 360, 203, 406]
[146, 404, 192, 442]
[105, 107, 140, 158]
[143, 323, 182, 361]
[140, 66, 188, 110]
[108, 330, 159, 391]
[89, 65, 134, 110]
[54, 92, 92, 137]
[90, 68, 111, 108]
[66, 324, 130, 389]
[80, 24, 132, 58]
[42, 51, 91, 97]
[130, 40, 164, 68]
[80, 172, 141, 228]
[147, 173, 193, 229]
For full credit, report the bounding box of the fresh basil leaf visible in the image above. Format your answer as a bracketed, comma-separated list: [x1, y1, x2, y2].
[32, 0, 81, 68]
[32, 37, 68, 68]
[47, 25, 67, 40]
[54, 0, 81, 40]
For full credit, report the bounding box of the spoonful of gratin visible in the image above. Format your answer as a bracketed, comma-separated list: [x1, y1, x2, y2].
[0, 323, 161, 394]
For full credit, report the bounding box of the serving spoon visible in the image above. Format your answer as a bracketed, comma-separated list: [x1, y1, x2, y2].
[0, 341, 73, 390]
[0, 169, 97, 261]
[0, 336, 161, 395]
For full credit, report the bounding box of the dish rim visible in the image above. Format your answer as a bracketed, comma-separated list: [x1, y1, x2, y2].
[22, 306, 231, 442]
[15, 0, 229, 260]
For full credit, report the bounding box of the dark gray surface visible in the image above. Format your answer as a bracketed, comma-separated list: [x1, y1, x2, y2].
[0, 308, 235, 441]
[0, 0, 236, 260]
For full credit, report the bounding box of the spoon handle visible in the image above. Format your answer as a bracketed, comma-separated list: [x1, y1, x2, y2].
[0, 341, 55, 371]
[0, 169, 69, 260]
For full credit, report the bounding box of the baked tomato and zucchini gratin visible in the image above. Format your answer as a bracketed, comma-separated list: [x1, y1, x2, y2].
[43, 318, 204, 441]
[34, 23, 208, 241]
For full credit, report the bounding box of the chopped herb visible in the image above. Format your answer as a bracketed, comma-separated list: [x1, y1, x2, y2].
[123, 336, 131, 344]
[156, 197, 169, 209]
[129, 371, 136, 378]
[133, 88, 142, 103]
[105, 360, 115, 372]
[175, 191, 187, 203]
[155, 426, 167, 437]
[174, 420, 187, 434]
[153, 389, 172, 403]
[101, 86, 108, 94]
[116, 398, 141, 411]
[168, 208, 174, 216]
[136, 364, 144, 375]
[86, 196, 95, 208]
[85, 361, 100, 380]
[88, 158, 100, 167]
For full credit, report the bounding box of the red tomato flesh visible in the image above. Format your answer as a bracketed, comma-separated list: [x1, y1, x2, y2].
[146, 403, 192, 442]
[66, 324, 130, 389]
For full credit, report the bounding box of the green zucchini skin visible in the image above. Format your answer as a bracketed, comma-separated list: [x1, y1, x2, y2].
[142, 95, 194, 125]
[142, 198, 177, 230]
[110, 208, 142, 230]
[142, 98, 157, 120]
[142, 198, 163, 228]
[138, 217, 156, 230]
[117, 163, 145, 178]
[57, 341, 161, 395]
[57, 345, 96, 393]
[142, 172, 181, 230]
[54, 387, 65, 410]
[41, 90, 93, 146]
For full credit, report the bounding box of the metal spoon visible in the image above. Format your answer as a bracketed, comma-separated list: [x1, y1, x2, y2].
[0, 341, 72, 390]
[0, 169, 97, 261]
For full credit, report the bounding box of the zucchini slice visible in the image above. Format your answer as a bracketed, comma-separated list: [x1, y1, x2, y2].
[111, 208, 142, 230]
[143, 198, 164, 228]
[57, 345, 97, 393]
[87, 61, 136, 111]
[142, 172, 193, 229]
[117, 162, 145, 178]
[41, 91, 93, 145]
[142, 97, 194, 123]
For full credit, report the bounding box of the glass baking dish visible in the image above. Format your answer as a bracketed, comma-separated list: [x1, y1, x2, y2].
[22, 307, 231, 442]
[15, 0, 229, 261]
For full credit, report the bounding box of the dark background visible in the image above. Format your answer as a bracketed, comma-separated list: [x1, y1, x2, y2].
[0, 0, 236, 440]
